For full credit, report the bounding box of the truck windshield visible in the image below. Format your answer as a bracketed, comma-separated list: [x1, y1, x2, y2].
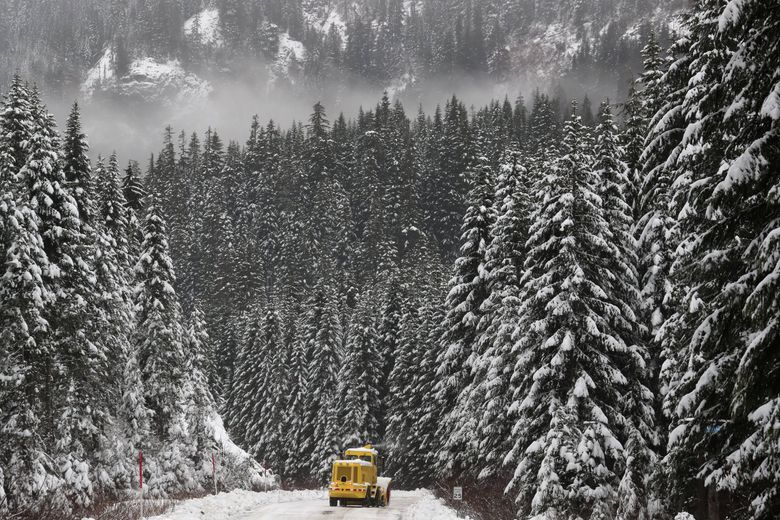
[349, 455, 372, 463]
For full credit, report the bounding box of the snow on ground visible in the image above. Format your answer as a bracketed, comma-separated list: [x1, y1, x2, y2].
[147, 489, 466, 520]
[82, 8, 218, 103]
[404, 490, 471, 520]
[147, 489, 325, 520]
[121, 57, 212, 104]
[320, 10, 347, 41]
[184, 8, 222, 46]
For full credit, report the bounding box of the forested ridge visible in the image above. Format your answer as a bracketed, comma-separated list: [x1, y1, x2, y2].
[0, 0, 673, 98]
[1, 1, 779, 520]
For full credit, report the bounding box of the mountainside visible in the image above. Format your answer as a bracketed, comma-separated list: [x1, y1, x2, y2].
[1, 0, 682, 106]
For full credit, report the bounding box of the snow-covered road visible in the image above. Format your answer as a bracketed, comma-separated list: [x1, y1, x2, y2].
[234, 494, 420, 519]
[149, 489, 466, 520]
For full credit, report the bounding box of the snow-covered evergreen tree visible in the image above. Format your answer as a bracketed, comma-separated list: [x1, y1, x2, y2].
[281, 308, 310, 482]
[25, 89, 106, 510]
[472, 148, 532, 481]
[134, 199, 196, 495]
[506, 103, 631, 520]
[594, 101, 656, 520]
[0, 77, 60, 512]
[223, 306, 264, 451]
[249, 307, 291, 472]
[661, 2, 780, 518]
[185, 305, 219, 484]
[436, 154, 495, 478]
[305, 283, 344, 483]
[335, 288, 382, 450]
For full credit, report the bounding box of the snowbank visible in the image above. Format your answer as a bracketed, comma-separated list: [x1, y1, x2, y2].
[146, 489, 465, 520]
[404, 490, 472, 520]
[148, 489, 325, 520]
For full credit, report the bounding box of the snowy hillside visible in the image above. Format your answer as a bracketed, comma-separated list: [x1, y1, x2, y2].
[1, 0, 682, 105]
[83, 47, 212, 105]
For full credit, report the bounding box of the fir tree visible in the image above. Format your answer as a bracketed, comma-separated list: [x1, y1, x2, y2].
[0, 78, 58, 510]
[594, 101, 656, 520]
[662, 2, 780, 518]
[472, 148, 532, 480]
[134, 201, 187, 438]
[184, 305, 219, 484]
[507, 104, 631, 520]
[303, 283, 343, 483]
[248, 307, 290, 472]
[123, 160, 147, 213]
[28, 89, 105, 509]
[436, 155, 495, 478]
[335, 288, 382, 453]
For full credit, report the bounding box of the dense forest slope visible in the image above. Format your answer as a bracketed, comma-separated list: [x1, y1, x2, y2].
[0, 0, 682, 104]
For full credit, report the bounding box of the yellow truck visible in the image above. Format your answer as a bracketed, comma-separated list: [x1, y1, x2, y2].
[328, 445, 391, 507]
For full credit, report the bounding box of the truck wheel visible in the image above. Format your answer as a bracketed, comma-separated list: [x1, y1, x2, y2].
[329, 498, 337, 507]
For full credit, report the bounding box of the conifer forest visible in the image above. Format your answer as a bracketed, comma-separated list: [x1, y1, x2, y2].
[0, 1, 778, 520]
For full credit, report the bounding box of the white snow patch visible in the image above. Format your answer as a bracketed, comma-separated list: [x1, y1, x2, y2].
[279, 33, 306, 62]
[318, 9, 347, 40]
[333, 459, 373, 466]
[403, 489, 471, 520]
[208, 414, 249, 462]
[148, 489, 326, 520]
[760, 81, 780, 121]
[184, 8, 222, 47]
[668, 423, 687, 448]
[345, 446, 378, 455]
[387, 72, 416, 98]
[82, 51, 212, 106]
[83, 48, 116, 95]
[269, 32, 306, 86]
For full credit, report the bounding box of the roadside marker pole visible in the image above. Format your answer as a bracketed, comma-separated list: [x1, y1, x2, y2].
[212, 452, 218, 495]
[139, 451, 144, 519]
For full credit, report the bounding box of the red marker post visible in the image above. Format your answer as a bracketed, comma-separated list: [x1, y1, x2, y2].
[139, 451, 144, 519]
[139, 451, 143, 490]
[212, 452, 218, 495]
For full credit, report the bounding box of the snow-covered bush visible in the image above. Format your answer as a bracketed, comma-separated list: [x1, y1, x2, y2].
[208, 414, 276, 492]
